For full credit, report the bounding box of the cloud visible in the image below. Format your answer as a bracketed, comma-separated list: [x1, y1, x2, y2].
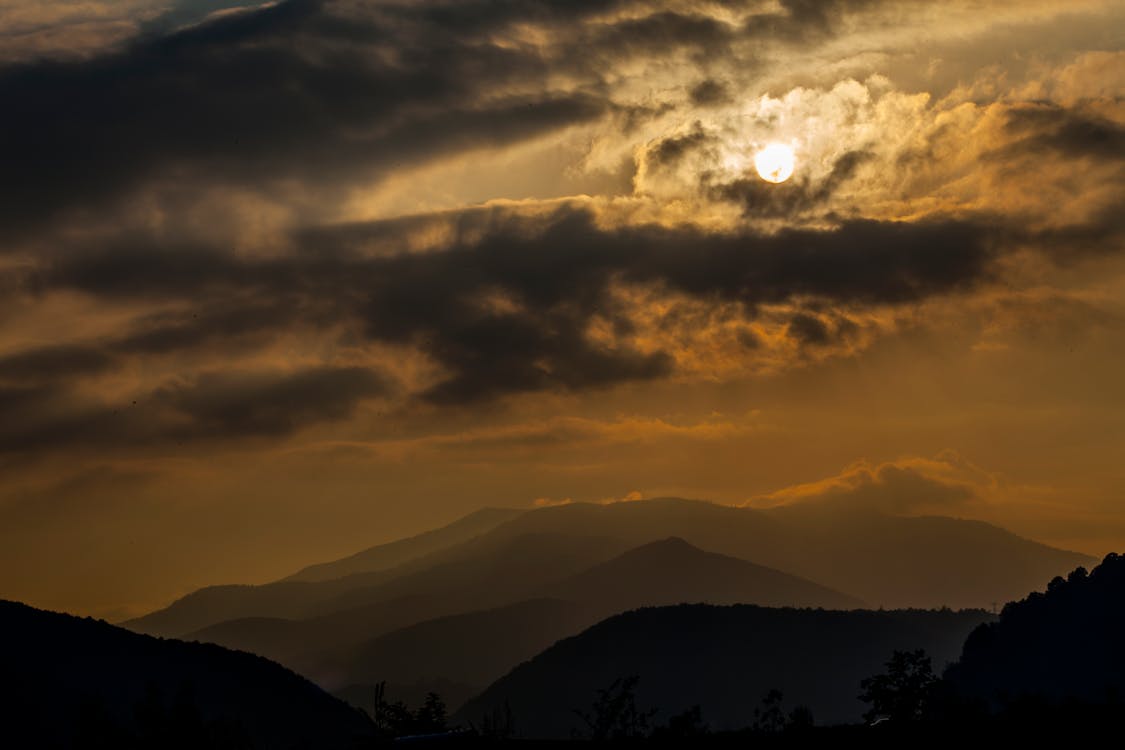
[0, 0, 1119, 454]
[0, 344, 115, 383]
[0, 0, 613, 237]
[0, 364, 392, 454]
[748, 452, 1000, 515]
[17, 205, 998, 411]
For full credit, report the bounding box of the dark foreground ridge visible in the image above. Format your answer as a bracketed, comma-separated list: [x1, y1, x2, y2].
[946, 551, 1125, 706]
[455, 604, 988, 736]
[0, 600, 373, 749]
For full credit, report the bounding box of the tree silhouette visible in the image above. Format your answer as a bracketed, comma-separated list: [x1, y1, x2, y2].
[371, 681, 445, 738]
[477, 700, 516, 740]
[416, 692, 447, 733]
[652, 705, 707, 739]
[859, 649, 937, 723]
[573, 675, 657, 740]
[752, 688, 787, 734]
[786, 704, 815, 732]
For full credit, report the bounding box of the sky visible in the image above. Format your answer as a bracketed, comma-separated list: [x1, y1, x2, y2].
[0, 0, 1122, 620]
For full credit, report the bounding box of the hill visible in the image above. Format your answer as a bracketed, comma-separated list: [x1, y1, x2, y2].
[945, 552, 1125, 707]
[327, 538, 861, 702]
[540, 536, 864, 611]
[454, 604, 990, 737]
[342, 599, 593, 693]
[0, 600, 372, 749]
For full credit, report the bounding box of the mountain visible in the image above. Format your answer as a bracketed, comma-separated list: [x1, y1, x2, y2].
[125, 507, 529, 637]
[454, 603, 990, 737]
[540, 536, 864, 611]
[179, 533, 626, 681]
[188, 537, 862, 693]
[332, 538, 860, 697]
[125, 498, 1088, 675]
[284, 507, 524, 583]
[470, 498, 1092, 609]
[945, 552, 1125, 707]
[132, 498, 1086, 643]
[342, 598, 593, 693]
[0, 600, 372, 749]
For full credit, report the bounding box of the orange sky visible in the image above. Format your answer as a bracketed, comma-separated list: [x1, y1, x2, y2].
[0, 0, 1123, 620]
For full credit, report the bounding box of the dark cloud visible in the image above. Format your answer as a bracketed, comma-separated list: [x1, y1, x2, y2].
[153, 365, 390, 438]
[0, 0, 906, 239]
[589, 11, 734, 60]
[0, 364, 391, 454]
[143, 0, 285, 34]
[646, 125, 711, 167]
[115, 303, 297, 356]
[1003, 104, 1125, 159]
[689, 79, 732, 107]
[742, 0, 879, 42]
[0, 345, 115, 383]
[27, 206, 998, 410]
[787, 313, 831, 346]
[0, 0, 607, 237]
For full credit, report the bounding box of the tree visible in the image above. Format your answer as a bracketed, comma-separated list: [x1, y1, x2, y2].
[786, 704, 815, 732]
[858, 649, 937, 723]
[752, 688, 786, 734]
[416, 692, 447, 733]
[652, 705, 707, 739]
[573, 675, 657, 740]
[478, 700, 516, 740]
[371, 682, 441, 738]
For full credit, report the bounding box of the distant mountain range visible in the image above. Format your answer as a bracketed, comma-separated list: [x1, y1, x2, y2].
[284, 507, 525, 583]
[326, 538, 861, 696]
[454, 604, 990, 736]
[0, 600, 372, 748]
[119, 498, 1089, 706]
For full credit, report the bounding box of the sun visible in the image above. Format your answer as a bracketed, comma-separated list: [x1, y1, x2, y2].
[754, 143, 796, 184]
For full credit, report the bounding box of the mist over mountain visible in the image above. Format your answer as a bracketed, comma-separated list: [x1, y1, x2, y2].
[320, 538, 861, 700]
[118, 497, 1088, 705]
[179, 536, 858, 694]
[284, 507, 524, 583]
[0, 600, 372, 748]
[455, 604, 990, 737]
[489, 499, 1092, 609]
[129, 498, 1088, 644]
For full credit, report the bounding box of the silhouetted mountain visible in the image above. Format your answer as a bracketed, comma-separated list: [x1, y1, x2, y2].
[455, 604, 990, 737]
[179, 533, 626, 685]
[128, 530, 619, 640]
[125, 497, 1086, 702]
[284, 507, 524, 583]
[945, 552, 1125, 707]
[479, 499, 1090, 609]
[123, 576, 372, 638]
[343, 599, 593, 693]
[187, 538, 861, 694]
[0, 600, 372, 749]
[540, 537, 863, 611]
[131, 499, 1084, 645]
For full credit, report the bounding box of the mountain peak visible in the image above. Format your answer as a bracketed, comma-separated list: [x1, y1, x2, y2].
[627, 536, 700, 554]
